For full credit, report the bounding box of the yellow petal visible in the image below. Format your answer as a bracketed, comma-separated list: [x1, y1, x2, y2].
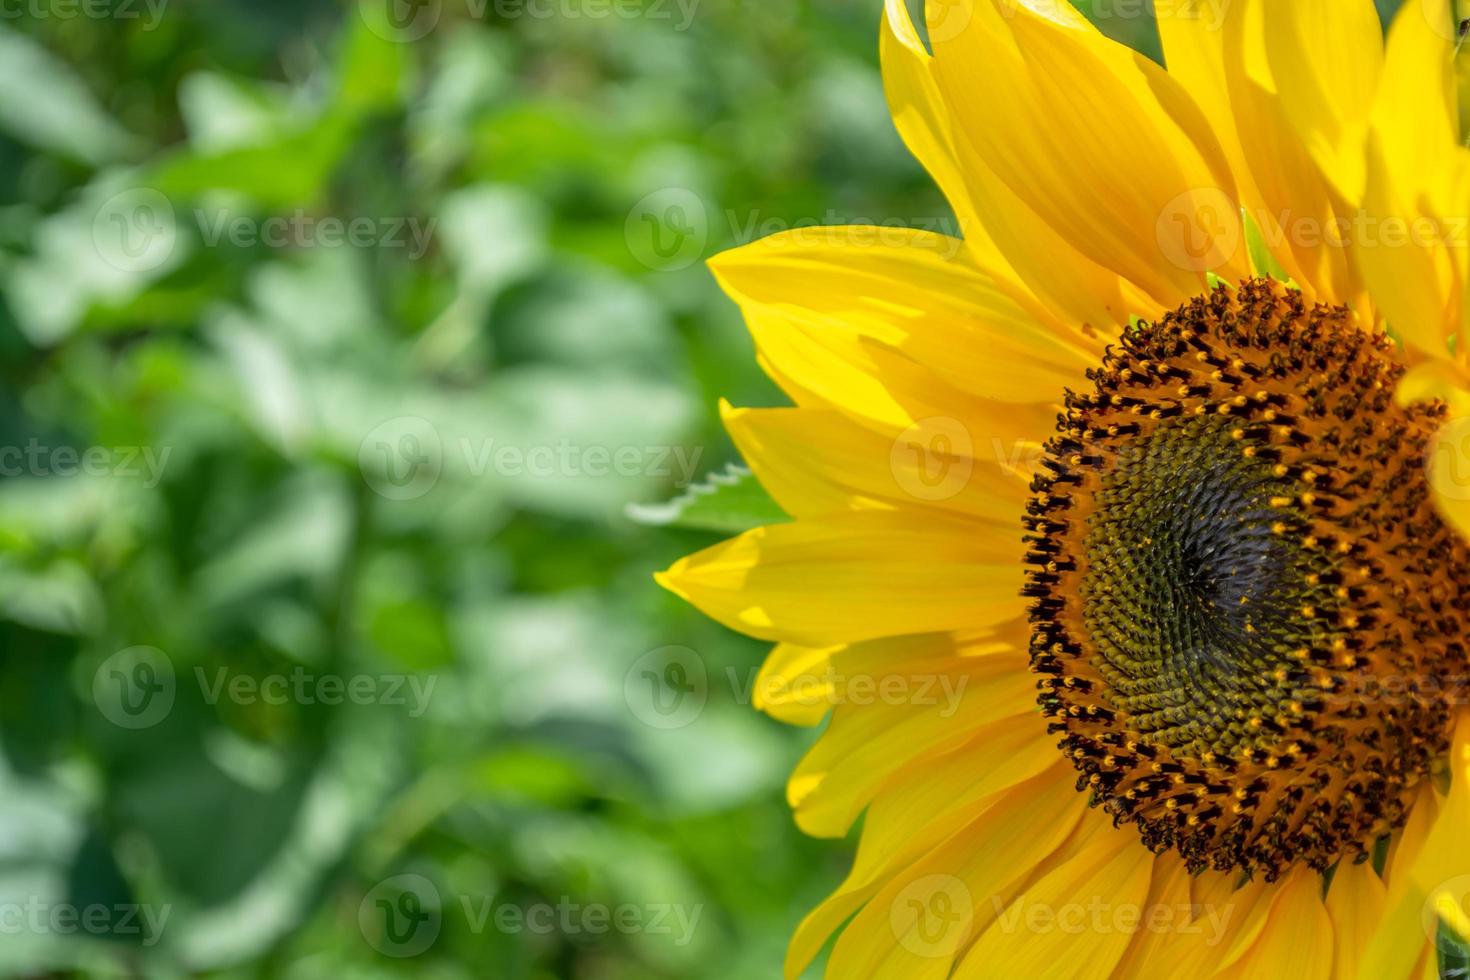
[1260, 0, 1382, 205]
[655, 509, 1023, 646]
[1397, 361, 1470, 414]
[845, 715, 1055, 885]
[723, 402, 1030, 523]
[1326, 860, 1387, 980]
[1372, 0, 1460, 184]
[1361, 780, 1443, 980]
[1213, 0, 1366, 310]
[1357, 0, 1469, 356]
[1216, 864, 1333, 980]
[1358, 134, 1463, 358]
[883, 0, 1149, 332]
[809, 767, 1087, 980]
[709, 226, 1097, 406]
[878, 0, 1006, 278]
[1408, 711, 1470, 950]
[1155, 0, 1257, 200]
[753, 624, 1027, 728]
[751, 642, 841, 727]
[931, 0, 1248, 312]
[1429, 411, 1470, 543]
[784, 750, 1066, 978]
[1110, 853, 1239, 979]
[951, 819, 1154, 980]
[787, 641, 1037, 836]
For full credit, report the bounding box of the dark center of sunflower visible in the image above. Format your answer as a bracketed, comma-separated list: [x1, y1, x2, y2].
[1082, 415, 1341, 756]
[1024, 279, 1469, 879]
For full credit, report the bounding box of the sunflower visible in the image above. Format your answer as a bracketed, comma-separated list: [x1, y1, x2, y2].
[657, 1, 1470, 977]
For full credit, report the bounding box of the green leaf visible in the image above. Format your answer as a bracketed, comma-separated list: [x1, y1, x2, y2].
[147, 114, 357, 208]
[626, 463, 788, 534]
[1440, 922, 1469, 980]
[0, 25, 137, 166]
[1242, 207, 1292, 283]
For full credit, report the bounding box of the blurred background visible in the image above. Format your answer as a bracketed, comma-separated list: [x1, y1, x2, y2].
[0, 0, 1417, 978]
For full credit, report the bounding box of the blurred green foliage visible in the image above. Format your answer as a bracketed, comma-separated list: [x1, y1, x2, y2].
[0, 0, 948, 976]
[0, 0, 1441, 978]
